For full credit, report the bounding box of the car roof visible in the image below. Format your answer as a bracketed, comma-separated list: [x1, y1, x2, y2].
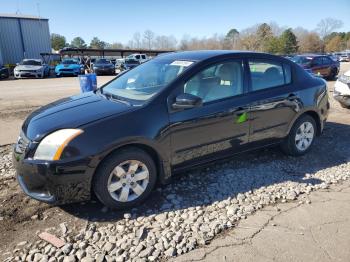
[153, 50, 268, 62]
[296, 54, 325, 58]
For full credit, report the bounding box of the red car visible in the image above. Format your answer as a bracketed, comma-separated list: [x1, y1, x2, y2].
[292, 55, 340, 80]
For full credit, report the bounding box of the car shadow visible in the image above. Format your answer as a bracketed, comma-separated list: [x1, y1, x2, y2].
[60, 121, 350, 222]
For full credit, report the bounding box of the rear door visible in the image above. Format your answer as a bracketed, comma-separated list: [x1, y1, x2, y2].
[168, 59, 251, 167]
[247, 59, 299, 146]
[311, 57, 327, 76]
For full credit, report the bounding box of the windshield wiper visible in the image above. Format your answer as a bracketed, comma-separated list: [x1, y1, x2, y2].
[104, 92, 132, 106]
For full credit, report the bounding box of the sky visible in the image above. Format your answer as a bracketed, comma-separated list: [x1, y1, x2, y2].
[1, 0, 349, 44]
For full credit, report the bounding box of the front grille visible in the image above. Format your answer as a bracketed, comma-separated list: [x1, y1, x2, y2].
[15, 131, 30, 154]
[60, 69, 73, 72]
[20, 70, 36, 73]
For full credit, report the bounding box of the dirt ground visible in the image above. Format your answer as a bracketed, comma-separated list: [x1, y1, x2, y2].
[0, 64, 349, 261]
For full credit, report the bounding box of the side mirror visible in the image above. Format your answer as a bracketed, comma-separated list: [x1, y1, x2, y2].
[16, 63, 19, 66]
[172, 93, 202, 109]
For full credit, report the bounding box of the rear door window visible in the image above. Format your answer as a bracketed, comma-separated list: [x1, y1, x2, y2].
[312, 57, 322, 66]
[248, 59, 291, 91]
[322, 57, 332, 65]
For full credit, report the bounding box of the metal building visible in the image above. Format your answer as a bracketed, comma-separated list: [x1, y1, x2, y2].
[0, 14, 51, 65]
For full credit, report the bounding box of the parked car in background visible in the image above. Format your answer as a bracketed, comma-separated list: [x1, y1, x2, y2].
[339, 54, 350, 62]
[55, 59, 85, 77]
[122, 58, 140, 70]
[126, 53, 148, 63]
[14, 59, 49, 79]
[115, 58, 125, 74]
[291, 54, 339, 79]
[14, 50, 329, 209]
[0, 65, 9, 79]
[334, 70, 350, 108]
[93, 58, 115, 75]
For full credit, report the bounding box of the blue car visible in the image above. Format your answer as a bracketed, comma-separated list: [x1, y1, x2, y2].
[55, 59, 85, 77]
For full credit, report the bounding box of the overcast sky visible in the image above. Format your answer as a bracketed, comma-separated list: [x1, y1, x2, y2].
[1, 0, 350, 44]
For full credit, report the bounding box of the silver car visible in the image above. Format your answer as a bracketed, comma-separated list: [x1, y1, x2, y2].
[14, 59, 50, 79]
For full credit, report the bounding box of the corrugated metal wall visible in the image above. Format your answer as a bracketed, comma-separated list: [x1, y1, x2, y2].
[0, 17, 51, 65]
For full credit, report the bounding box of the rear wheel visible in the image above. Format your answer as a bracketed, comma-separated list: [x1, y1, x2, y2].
[328, 68, 337, 80]
[281, 115, 316, 156]
[93, 147, 157, 209]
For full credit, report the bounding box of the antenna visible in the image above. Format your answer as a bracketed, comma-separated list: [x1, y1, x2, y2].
[16, 0, 20, 14]
[36, 2, 41, 18]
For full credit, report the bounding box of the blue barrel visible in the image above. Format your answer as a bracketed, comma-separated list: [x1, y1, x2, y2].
[79, 73, 97, 93]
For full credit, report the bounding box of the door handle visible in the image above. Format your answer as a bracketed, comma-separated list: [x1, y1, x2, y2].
[287, 94, 298, 101]
[230, 107, 246, 115]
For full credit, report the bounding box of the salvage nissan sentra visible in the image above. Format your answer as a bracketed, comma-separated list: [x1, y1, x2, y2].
[13, 51, 329, 209]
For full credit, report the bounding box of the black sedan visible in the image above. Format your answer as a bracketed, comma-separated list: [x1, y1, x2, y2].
[13, 51, 329, 209]
[0, 65, 9, 79]
[93, 58, 115, 75]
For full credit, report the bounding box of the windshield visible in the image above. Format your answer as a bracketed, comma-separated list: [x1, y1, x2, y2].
[21, 60, 42, 66]
[291, 56, 312, 65]
[95, 58, 111, 64]
[102, 59, 194, 102]
[62, 59, 79, 65]
[125, 58, 139, 64]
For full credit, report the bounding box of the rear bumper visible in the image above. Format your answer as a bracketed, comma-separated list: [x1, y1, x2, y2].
[13, 147, 94, 205]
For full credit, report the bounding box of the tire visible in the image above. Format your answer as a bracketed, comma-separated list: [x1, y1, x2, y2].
[281, 115, 317, 156]
[93, 147, 157, 209]
[328, 68, 337, 80]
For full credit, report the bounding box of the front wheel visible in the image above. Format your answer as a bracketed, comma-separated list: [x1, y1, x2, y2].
[93, 147, 157, 209]
[281, 115, 316, 156]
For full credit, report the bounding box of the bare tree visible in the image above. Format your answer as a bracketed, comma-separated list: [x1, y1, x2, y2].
[143, 30, 155, 50]
[317, 18, 343, 39]
[133, 32, 141, 49]
[298, 32, 322, 53]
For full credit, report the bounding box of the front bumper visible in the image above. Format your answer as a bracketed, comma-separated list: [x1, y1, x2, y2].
[334, 81, 350, 107]
[55, 69, 81, 76]
[334, 94, 350, 107]
[14, 71, 43, 78]
[13, 147, 95, 205]
[94, 68, 115, 75]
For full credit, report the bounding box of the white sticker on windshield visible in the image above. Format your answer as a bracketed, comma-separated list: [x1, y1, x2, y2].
[170, 60, 194, 67]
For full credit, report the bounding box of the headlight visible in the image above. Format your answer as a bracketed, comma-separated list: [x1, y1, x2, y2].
[34, 129, 83, 160]
[338, 74, 350, 84]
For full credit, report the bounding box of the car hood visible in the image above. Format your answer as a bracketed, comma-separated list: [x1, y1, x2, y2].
[23, 92, 133, 141]
[56, 64, 81, 69]
[15, 65, 43, 71]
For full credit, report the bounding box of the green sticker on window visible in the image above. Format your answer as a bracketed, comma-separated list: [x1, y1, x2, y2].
[236, 112, 248, 123]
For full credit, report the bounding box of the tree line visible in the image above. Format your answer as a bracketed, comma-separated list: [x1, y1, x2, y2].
[51, 17, 350, 54]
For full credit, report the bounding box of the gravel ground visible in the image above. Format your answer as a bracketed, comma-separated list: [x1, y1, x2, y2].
[0, 64, 349, 262]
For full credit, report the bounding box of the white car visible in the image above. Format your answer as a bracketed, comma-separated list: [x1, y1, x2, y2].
[334, 70, 350, 108]
[14, 59, 49, 78]
[126, 54, 149, 64]
[339, 55, 350, 62]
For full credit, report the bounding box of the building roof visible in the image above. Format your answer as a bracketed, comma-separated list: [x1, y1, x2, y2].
[0, 13, 48, 20]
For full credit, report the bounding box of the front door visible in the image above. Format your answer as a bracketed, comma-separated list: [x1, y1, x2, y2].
[168, 60, 250, 168]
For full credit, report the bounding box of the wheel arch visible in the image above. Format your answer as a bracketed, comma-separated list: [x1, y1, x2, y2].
[91, 142, 171, 194]
[288, 110, 322, 137]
